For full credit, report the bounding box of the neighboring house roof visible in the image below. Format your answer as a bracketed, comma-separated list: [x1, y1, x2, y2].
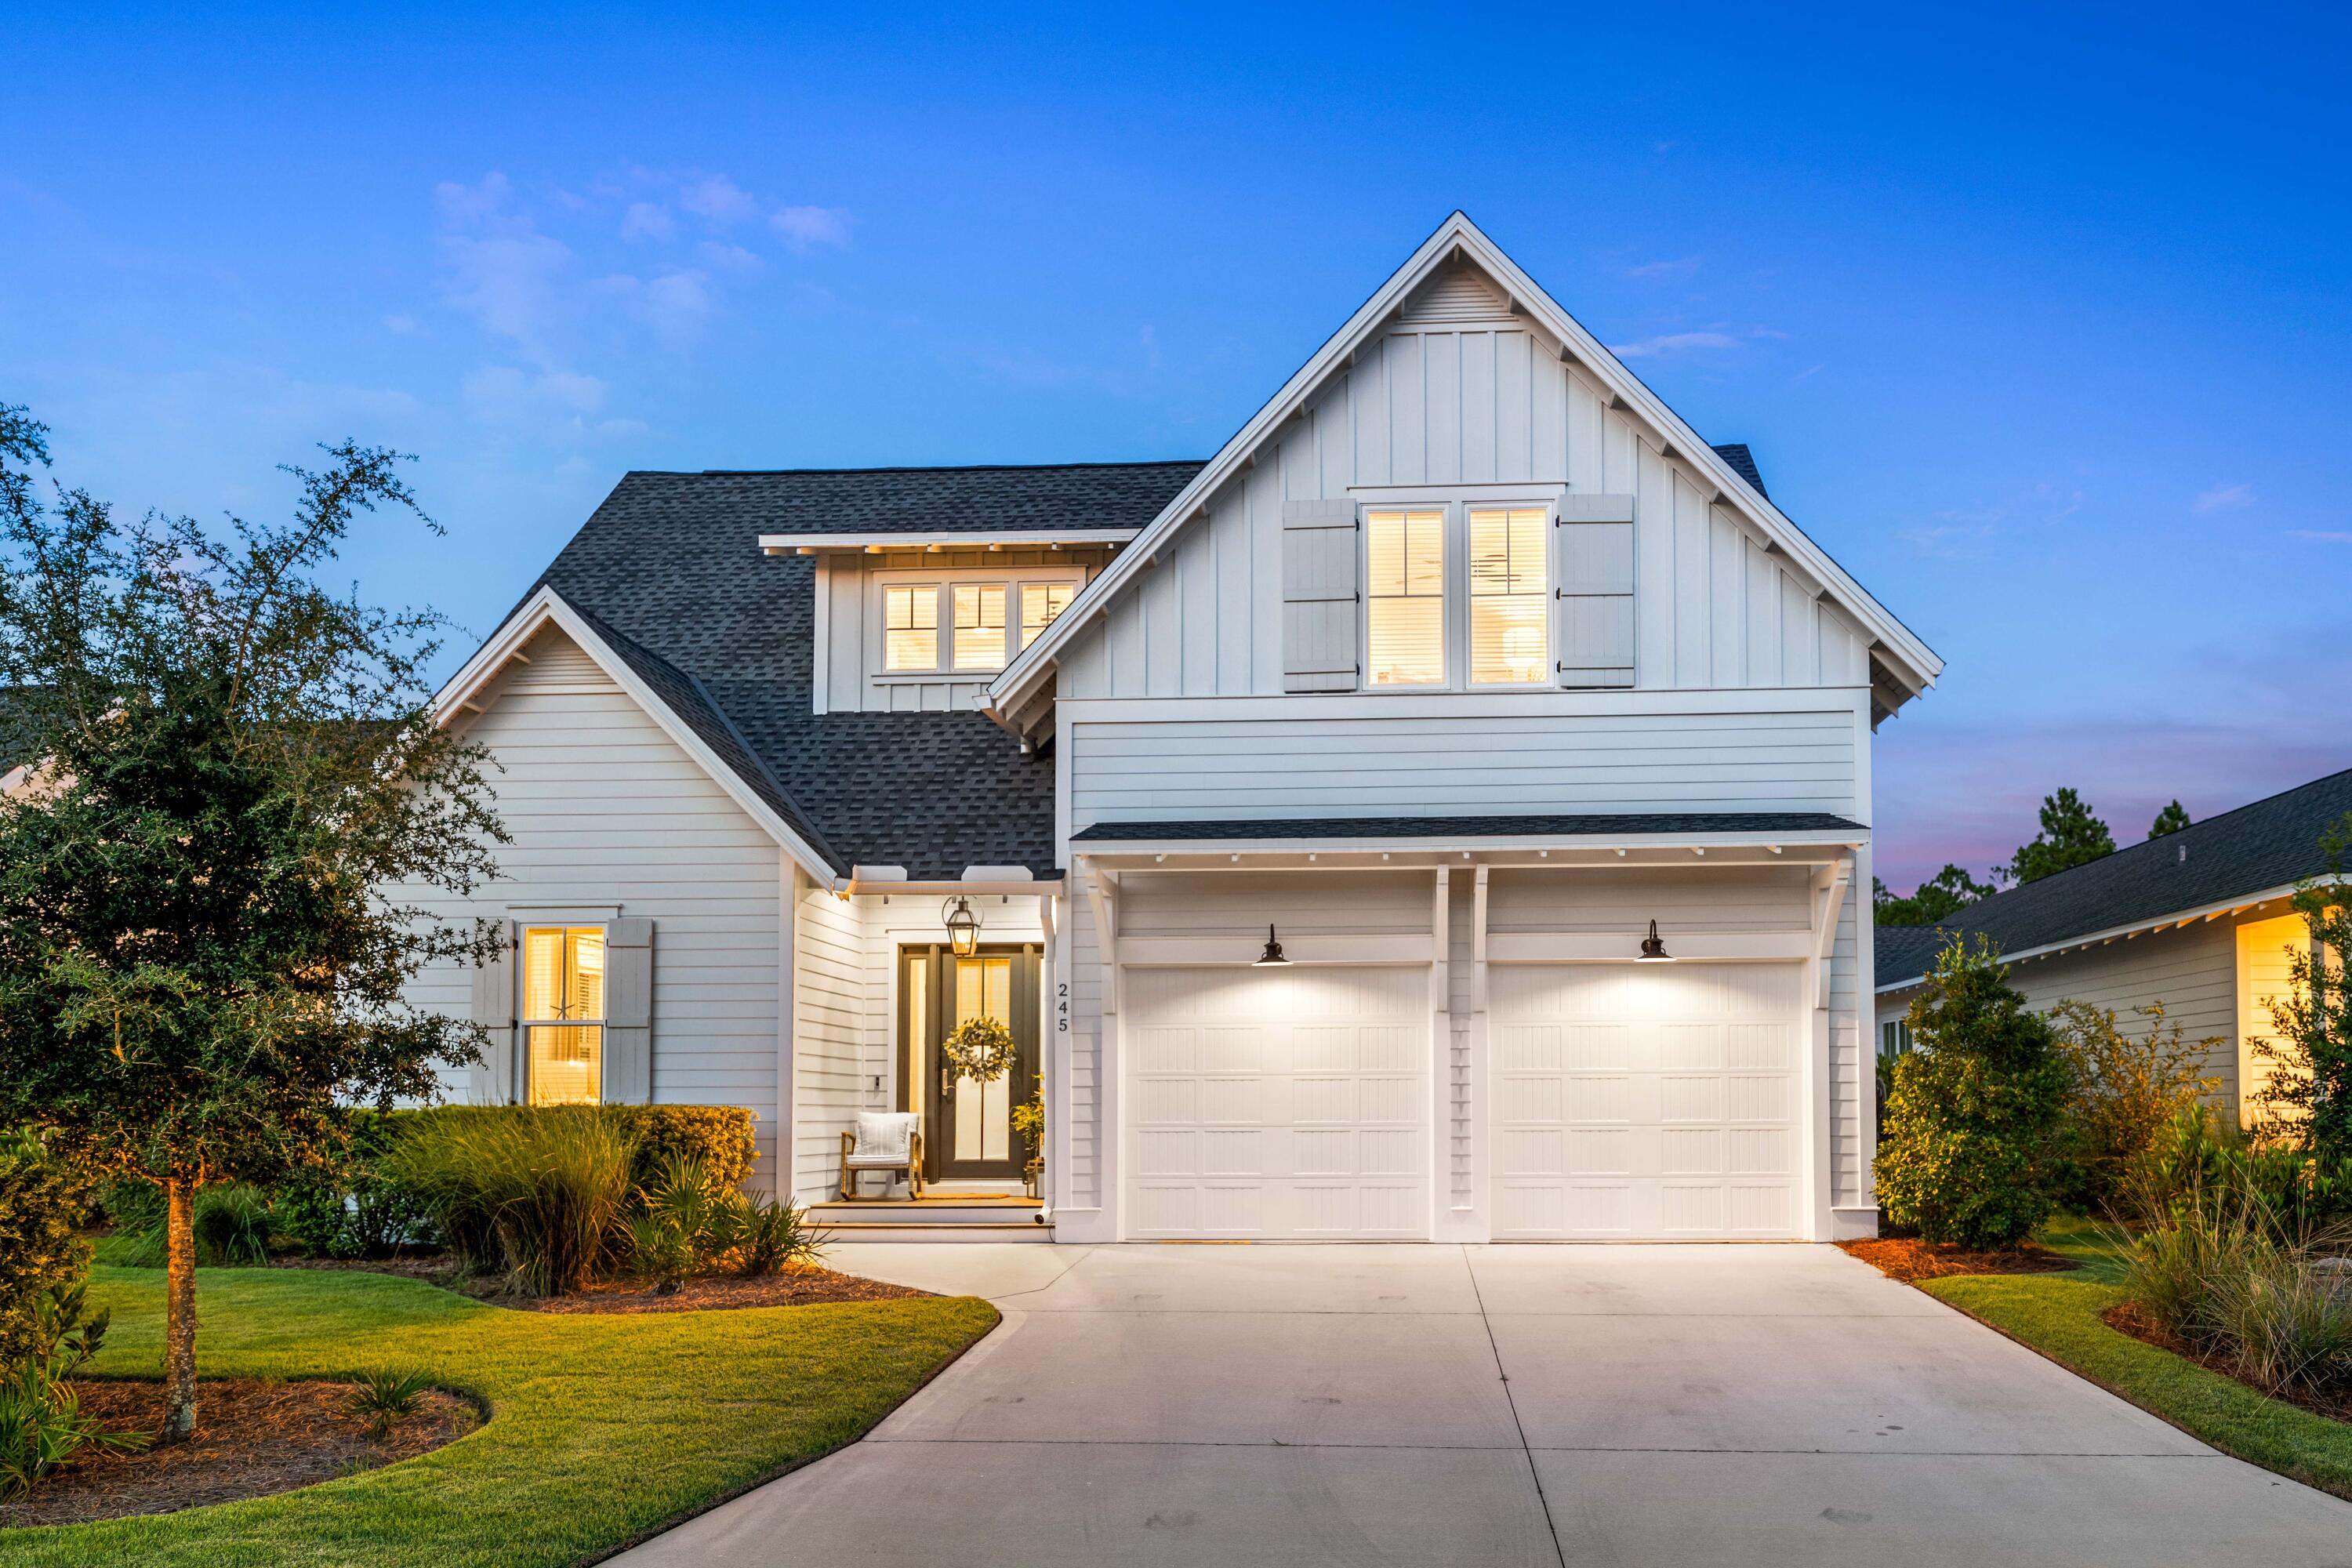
[1875, 764, 2352, 989]
[1709, 443, 1768, 500]
[1075, 811, 1864, 843]
[515, 462, 1200, 880]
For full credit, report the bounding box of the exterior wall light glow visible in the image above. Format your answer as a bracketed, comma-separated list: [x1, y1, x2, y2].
[1253, 924, 1292, 967]
[944, 896, 982, 957]
[1635, 920, 1675, 962]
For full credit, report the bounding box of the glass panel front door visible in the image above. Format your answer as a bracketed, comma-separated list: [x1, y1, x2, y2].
[900, 944, 1037, 1181]
[953, 956, 1014, 1163]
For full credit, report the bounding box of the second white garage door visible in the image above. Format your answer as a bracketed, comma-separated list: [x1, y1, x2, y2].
[1490, 962, 1802, 1239]
[1124, 964, 1430, 1240]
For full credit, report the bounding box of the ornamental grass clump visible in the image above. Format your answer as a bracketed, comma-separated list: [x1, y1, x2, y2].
[1876, 934, 2071, 1248]
[386, 1107, 639, 1296]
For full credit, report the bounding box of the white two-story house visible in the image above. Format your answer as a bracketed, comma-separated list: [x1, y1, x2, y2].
[414, 212, 1940, 1244]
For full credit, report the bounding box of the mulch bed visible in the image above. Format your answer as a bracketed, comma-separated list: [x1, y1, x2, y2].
[2101, 1300, 2352, 1425]
[528, 1265, 930, 1314]
[1837, 1235, 2078, 1283]
[0, 1377, 477, 1529]
[279, 1253, 929, 1313]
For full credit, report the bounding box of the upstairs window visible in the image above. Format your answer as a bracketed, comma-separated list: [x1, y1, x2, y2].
[884, 585, 938, 671]
[1468, 507, 1549, 684]
[1021, 582, 1075, 648]
[1366, 509, 1445, 686]
[953, 584, 1009, 670]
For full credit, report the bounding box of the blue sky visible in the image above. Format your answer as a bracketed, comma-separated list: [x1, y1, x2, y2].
[6, 3, 2348, 890]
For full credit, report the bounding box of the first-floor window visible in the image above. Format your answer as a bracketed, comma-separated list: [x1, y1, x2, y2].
[1366, 509, 1446, 685]
[884, 584, 939, 671]
[1880, 1018, 1913, 1058]
[524, 926, 606, 1105]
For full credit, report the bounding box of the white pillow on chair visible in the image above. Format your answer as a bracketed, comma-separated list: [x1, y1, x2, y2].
[851, 1111, 917, 1163]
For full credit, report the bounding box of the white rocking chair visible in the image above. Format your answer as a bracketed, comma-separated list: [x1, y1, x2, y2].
[840, 1112, 924, 1200]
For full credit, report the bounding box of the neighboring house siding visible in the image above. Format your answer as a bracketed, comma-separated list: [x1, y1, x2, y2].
[1062, 697, 1862, 830]
[405, 626, 786, 1180]
[817, 546, 1114, 714]
[1057, 292, 1870, 702]
[1875, 906, 2310, 1115]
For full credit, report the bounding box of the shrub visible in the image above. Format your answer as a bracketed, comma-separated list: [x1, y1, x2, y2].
[733, 1192, 822, 1277]
[0, 1131, 94, 1372]
[347, 1367, 435, 1441]
[626, 1153, 735, 1294]
[384, 1106, 639, 1295]
[274, 1111, 434, 1260]
[0, 1279, 149, 1497]
[2051, 999, 2221, 1216]
[602, 1105, 757, 1189]
[192, 1185, 273, 1266]
[1875, 934, 2071, 1248]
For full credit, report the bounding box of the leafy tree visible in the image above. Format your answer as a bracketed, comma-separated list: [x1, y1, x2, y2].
[2148, 800, 2191, 839]
[2048, 999, 2220, 1216]
[1874, 863, 1995, 926]
[2252, 813, 2352, 1163]
[1875, 934, 2071, 1247]
[2003, 787, 2116, 885]
[0, 401, 505, 1443]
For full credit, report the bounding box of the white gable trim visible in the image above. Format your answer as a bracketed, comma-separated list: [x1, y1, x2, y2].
[430, 586, 841, 887]
[988, 211, 1942, 718]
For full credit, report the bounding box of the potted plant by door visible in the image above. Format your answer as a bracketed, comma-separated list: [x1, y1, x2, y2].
[1011, 1087, 1046, 1200]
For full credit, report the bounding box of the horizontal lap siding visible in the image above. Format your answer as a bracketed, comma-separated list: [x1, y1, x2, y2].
[1486, 865, 1813, 934]
[401, 627, 784, 1181]
[793, 881, 862, 1203]
[1069, 708, 1857, 825]
[2008, 920, 2241, 1105]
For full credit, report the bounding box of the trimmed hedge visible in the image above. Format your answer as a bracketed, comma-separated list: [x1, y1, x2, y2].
[0, 1127, 95, 1367]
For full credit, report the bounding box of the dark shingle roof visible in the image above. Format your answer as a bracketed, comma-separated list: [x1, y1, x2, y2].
[529, 463, 1202, 878]
[1709, 444, 1768, 500]
[1075, 812, 1864, 841]
[1875, 766, 2352, 987]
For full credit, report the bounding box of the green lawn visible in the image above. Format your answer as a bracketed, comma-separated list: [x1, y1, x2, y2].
[1922, 1215, 2352, 1501]
[0, 1265, 998, 1567]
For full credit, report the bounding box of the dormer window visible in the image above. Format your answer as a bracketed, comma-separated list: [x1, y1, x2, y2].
[873, 570, 1085, 677]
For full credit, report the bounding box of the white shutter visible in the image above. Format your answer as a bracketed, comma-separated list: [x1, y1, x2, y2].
[1556, 495, 1635, 688]
[1281, 499, 1359, 693]
[604, 918, 654, 1105]
[468, 920, 517, 1104]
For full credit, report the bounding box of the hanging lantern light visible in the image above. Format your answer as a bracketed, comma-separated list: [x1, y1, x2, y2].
[944, 896, 982, 958]
[1635, 919, 1675, 962]
[1252, 924, 1292, 967]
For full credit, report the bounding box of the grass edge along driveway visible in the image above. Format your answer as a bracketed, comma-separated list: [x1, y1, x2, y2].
[1923, 1221, 2352, 1504]
[0, 1264, 999, 1568]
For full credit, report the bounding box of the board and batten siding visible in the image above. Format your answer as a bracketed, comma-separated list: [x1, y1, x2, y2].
[402, 626, 786, 1183]
[1057, 265, 1871, 702]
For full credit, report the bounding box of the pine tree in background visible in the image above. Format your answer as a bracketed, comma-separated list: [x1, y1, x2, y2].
[1874, 864, 1996, 926]
[2148, 800, 2191, 839]
[2004, 787, 2117, 885]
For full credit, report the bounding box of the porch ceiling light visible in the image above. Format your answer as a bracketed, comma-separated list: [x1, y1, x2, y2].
[1252, 924, 1292, 967]
[944, 896, 982, 958]
[1635, 919, 1675, 963]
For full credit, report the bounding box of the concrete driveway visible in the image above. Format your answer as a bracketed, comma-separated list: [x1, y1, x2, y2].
[610, 1243, 2352, 1566]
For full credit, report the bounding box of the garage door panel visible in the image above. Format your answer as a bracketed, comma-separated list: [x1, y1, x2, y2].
[1491, 961, 1802, 1240]
[1134, 1025, 1197, 1073]
[1126, 964, 1431, 1240]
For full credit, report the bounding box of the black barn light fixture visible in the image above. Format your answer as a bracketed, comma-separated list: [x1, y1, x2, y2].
[1634, 920, 1675, 963]
[944, 896, 982, 958]
[1252, 924, 1292, 967]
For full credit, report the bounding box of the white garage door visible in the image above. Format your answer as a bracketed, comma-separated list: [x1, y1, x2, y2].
[1124, 964, 1431, 1240]
[1490, 963, 1802, 1239]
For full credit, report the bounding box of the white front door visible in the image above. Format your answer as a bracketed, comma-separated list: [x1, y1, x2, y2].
[1123, 964, 1432, 1240]
[1489, 962, 1803, 1239]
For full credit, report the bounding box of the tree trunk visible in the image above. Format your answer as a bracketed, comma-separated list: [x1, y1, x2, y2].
[160, 1177, 198, 1445]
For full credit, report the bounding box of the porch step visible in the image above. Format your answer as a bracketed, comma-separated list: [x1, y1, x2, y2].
[808, 1218, 1054, 1244]
[808, 1198, 1041, 1226]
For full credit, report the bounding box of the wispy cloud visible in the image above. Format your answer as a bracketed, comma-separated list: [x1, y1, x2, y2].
[620, 201, 673, 241]
[678, 175, 757, 223]
[2193, 481, 2255, 515]
[772, 205, 852, 252]
[1626, 256, 1700, 280]
[698, 241, 761, 274]
[434, 173, 573, 359]
[1610, 329, 1738, 359]
[2289, 529, 2352, 544]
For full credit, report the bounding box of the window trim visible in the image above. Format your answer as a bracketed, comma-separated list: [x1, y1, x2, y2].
[1355, 499, 1560, 694]
[519, 924, 609, 1107]
[866, 565, 1087, 679]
